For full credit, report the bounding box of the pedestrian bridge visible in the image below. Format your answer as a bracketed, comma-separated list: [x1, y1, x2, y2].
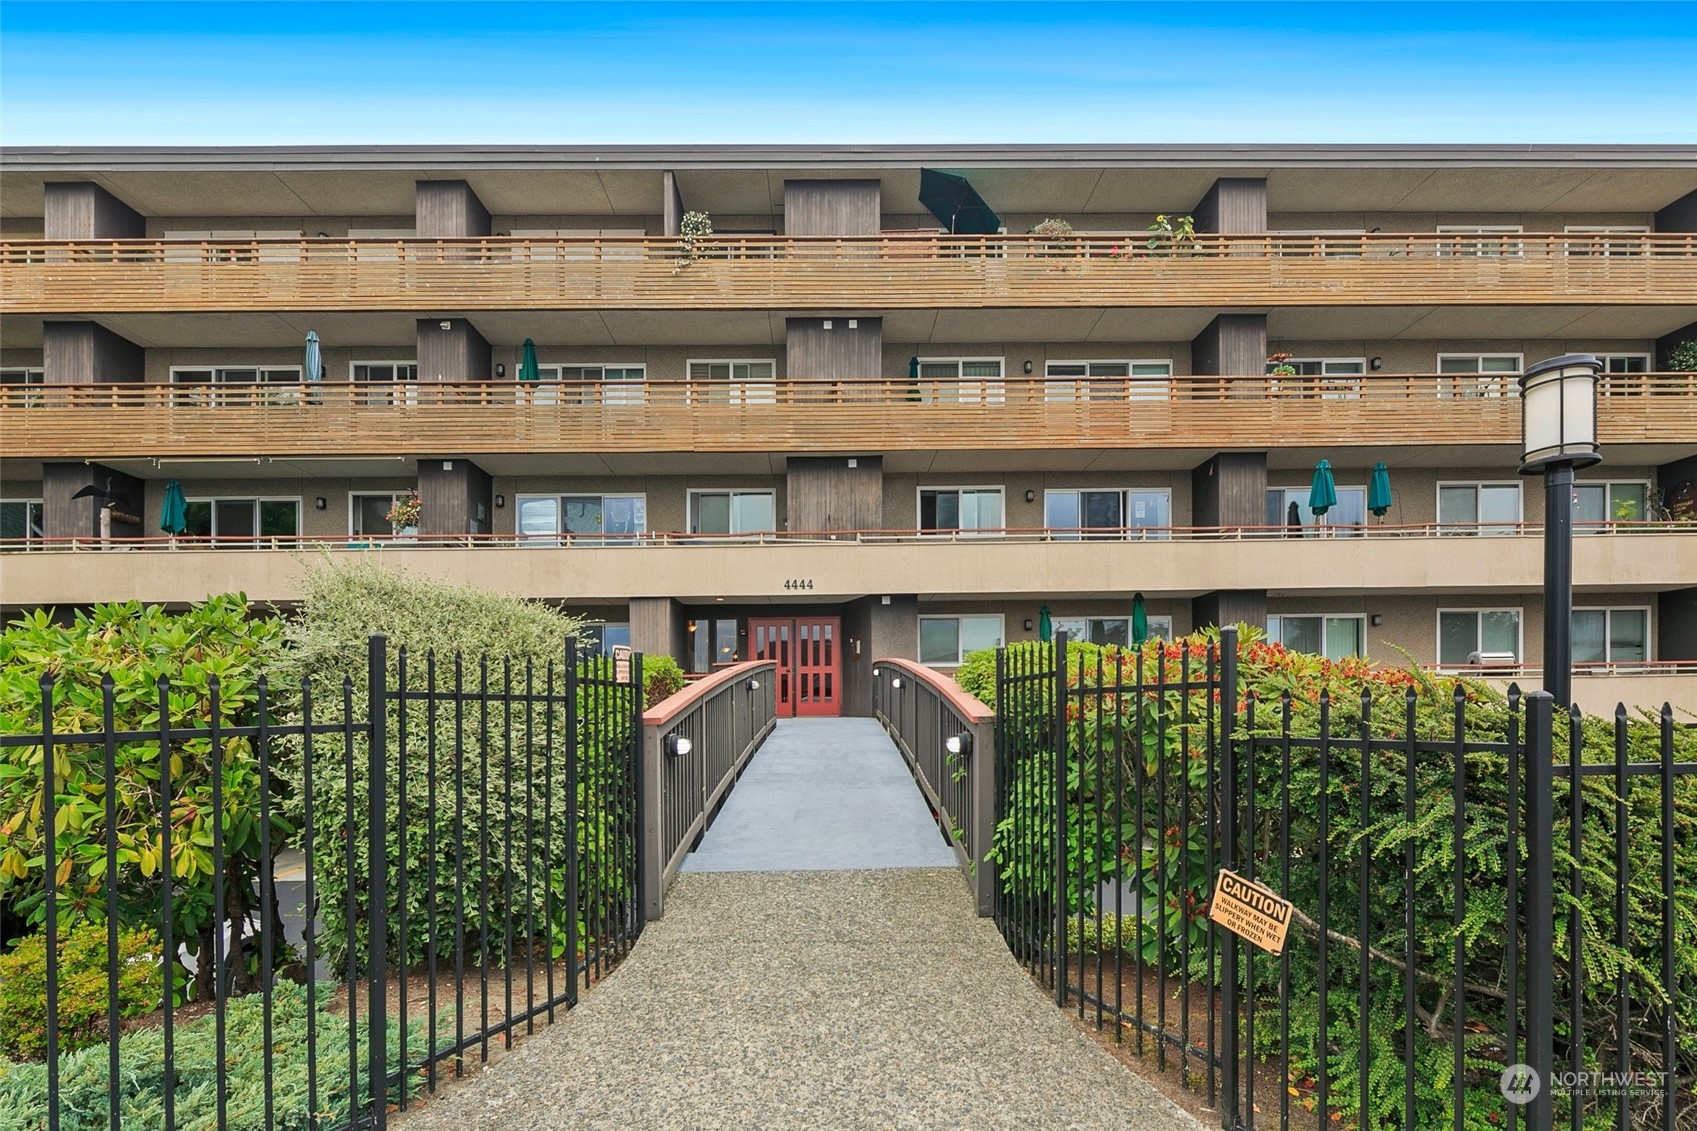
[395, 663, 1202, 1131]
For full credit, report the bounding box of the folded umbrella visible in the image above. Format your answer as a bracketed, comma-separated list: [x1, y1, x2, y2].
[1308, 460, 1338, 517]
[1369, 462, 1393, 518]
[159, 479, 188, 535]
[1132, 593, 1149, 645]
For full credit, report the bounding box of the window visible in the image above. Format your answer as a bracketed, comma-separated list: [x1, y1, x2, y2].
[350, 492, 417, 540]
[1572, 608, 1649, 665]
[352, 362, 418, 405]
[1438, 609, 1523, 666]
[687, 359, 776, 405]
[1563, 226, 1648, 257]
[919, 615, 1003, 666]
[0, 369, 43, 409]
[691, 617, 741, 672]
[1046, 489, 1172, 540]
[537, 364, 646, 407]
[1437, 354, 1522, 398]
[1437, 482, 1522, 535]
[918, 487, 1004, 534]
[1266, 357, 1365, 399]
[916, 358, 1004, 404]
[171, 366, 304, 406]
[1052, 615, 1174, 647]
[1, 499, 43, 546]
[184, 497, 300, 547]
[1573, 481, 1649, 530]
[1045, 360, 1172, 402]
[1265, 486, 1367, 537]
[579, 623, 633, 658]
[1268, 615, 1366, 660]
[1597, 354, 1651, 396]
[690, 490, 776, 537]
[1436, 225, 1524, 257]
[517, 493, 647, 546]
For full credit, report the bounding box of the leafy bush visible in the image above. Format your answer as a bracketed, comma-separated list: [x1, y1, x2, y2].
[271, 559, 625, 970]
[0, 980, 428, 1130]
[973, 628, 1697, 1129]
[643, 654, 686, 709]
[0, 924, 159, 1060]
[1667, 337, 1697, 373]
[0, 596, 287, 1000]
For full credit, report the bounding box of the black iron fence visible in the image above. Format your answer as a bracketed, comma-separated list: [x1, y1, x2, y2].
[3, 635, 643, 1131]
[992, 629, 1696, 1131]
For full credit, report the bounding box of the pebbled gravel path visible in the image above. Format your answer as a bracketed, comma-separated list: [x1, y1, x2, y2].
[395, 868, 1205, 1131]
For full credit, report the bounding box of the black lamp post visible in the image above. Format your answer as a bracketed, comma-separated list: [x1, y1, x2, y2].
[1518, 354, 1602, 708]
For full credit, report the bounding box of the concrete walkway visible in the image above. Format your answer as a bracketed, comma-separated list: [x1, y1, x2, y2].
[682, 717, 961, 872]
[396, 719, 1202, 1131]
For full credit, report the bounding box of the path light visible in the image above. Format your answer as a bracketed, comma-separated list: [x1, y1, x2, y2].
[1519, 353, 1602, 709]
[748, 679, 760, 691]
[945, 733, 973, 757]
[891, 677, 903, 689]
[665, 734, 693, 758]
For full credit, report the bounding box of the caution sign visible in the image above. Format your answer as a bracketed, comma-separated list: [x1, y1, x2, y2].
[612, 645, 634, 685]
[1208, 869, 1293, 955]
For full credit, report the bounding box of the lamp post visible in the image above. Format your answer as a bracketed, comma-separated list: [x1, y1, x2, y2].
[1518, 354, 1602, 709]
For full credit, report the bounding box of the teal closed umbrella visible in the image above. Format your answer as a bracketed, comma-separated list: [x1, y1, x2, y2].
[1038, 605, 1053, 642]
[1308, 460, 1338, 518]
[519, 338, 540, 383]
[1368, 462, 1393, 518]
[160, 480, 188, 537]
[1132, 593, 1149, 645]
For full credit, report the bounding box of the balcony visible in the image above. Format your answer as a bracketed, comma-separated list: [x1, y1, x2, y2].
[3, 232, 1695, 314]
[3, 372, 1693, 460]
[3, 525, 1693, 609]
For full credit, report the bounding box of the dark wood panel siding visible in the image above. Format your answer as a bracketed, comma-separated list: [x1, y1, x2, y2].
[783, 180, 882, 237]
[44, 182, 144, 240]
[42, 462, 144, 540]
[1655, 188, 1697, 232]
[416, 318, 491, 383]
[1191, 313, 1266, 377]
[1192, 178, 1267, 235]
[1191, 590, 1268, 632]
[415, 180, 491, 238]
[417, 458, 492, 536]
[630, 597, 686, 666]
[785, 456, 883, 533]
[1191, 452, 1268, 530]
[663, 171, 684, 237]
[785, 317, 881, 381]
[1659, 588, 1697, 660]
[43, 321, 144, 385]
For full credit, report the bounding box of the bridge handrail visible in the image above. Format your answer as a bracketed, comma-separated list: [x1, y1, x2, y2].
[872, 658, 996, 914]
[640, 659, 777, 918]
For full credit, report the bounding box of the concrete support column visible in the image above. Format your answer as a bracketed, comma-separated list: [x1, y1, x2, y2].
[44, 182, 145, 240]
[43, 321, 144, 385]
[416, 458, 492, 539]
[416, 318, 490, 384]
[42, 462, 144, 541]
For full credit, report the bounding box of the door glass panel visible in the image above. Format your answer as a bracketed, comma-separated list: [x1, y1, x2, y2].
[964, 490, 1002, 531]
[604, 496, 646, 538]
[731, 492, 774, 533]
[1438, 612, 1477, 666]
[259, 500, 298, 539]
[1480, 611, 1520, 658]
[1324, 617, 1363, 660]
[1127, 491, 1170, 538]
[1609, 610, 1647, 663]
[919, 619, 960, 665]
[959, 616, 1003, 656]
[695, 493, 730, 535]
[518, 497, 559, 543]
[356, 495, 395, 536]
[692, 622, 710, 672]
[1478, 485, 1520, 534]
[1438, 486, 1477, 528]
[1045, 492, 1080, 538]
[716, 619, 737, 664]
[1051, 618, 1086, 642]
[1089, 619, 1129, 647]
[1280, 616, 1323, 655]
[184, 501, 213, 538]
[1572, 485, 1606, 530]
[1081, 491, 1122, 535]
[1571, 610, 1607, 664]
[563, 497, 604, 537]
[1608, 483, 1646, 523]
[215, 499, 255, 541]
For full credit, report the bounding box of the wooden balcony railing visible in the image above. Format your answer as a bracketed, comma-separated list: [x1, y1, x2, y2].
[3, 232, 1694, 313]
[3, 373, 1692, 458]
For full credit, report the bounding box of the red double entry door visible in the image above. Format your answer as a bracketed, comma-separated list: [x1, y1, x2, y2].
[748, 615, 842, 717]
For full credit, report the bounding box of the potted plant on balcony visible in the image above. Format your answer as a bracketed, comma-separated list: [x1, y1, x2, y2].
[1143, 213, 1196, 256]
[385, 492, 421, 539]
[676, 210, 713, 271]
[1029, 218, 1075, 260]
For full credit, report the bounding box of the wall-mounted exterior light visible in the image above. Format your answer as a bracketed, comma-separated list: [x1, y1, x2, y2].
[944, 733, 973, 757]
[665, 734, 693, 758]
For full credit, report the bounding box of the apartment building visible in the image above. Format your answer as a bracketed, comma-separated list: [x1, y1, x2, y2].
[1, 144, 1695, 716]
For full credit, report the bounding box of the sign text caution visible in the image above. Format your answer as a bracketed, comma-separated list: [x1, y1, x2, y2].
[1208, 869, 1293, 955]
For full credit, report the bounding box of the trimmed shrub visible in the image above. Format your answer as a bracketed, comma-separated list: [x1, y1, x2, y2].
[643, 654, 686, 709]
[0, 924, 159, 1060]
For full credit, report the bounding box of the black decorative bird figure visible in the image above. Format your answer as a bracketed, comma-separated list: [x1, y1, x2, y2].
[69, 477, 128, 509]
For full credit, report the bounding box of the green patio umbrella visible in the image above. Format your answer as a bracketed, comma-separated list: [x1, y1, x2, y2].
[918, 169, 1002, 235]
[159, 479, 188, 536]
[519, 338, 540, 383]
[1038, 605, 1053, 642]
[1131, 593, 1149, 645]
[1308, 460, 1338, 518]
[907, 355, 922, 402]
[1368, 461, 1393, 518]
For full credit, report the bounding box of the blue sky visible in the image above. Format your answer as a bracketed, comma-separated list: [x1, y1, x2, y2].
[2, 2, 1693, 145]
